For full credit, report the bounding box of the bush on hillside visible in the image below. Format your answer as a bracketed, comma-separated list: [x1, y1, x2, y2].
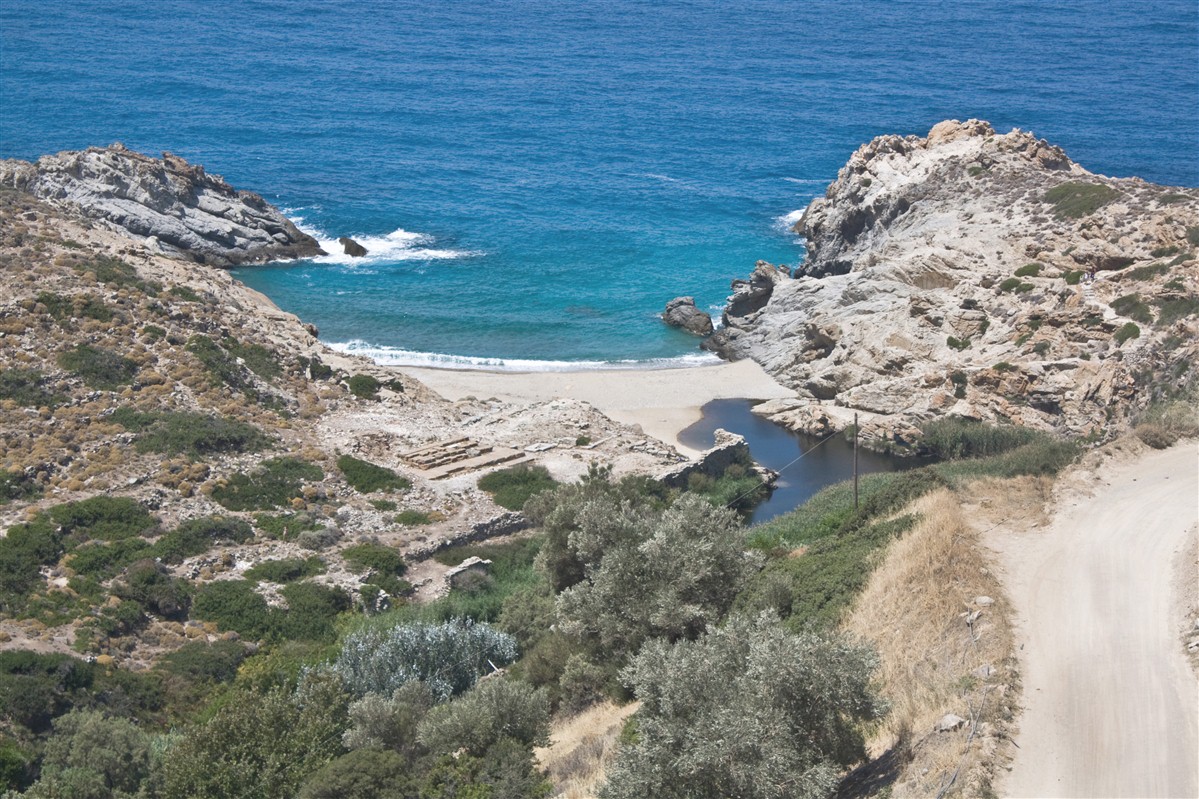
[57, 345, 138, 390]
[336, 455, 410, 494]
[478, 465, 559, 511]
[211, 457, 323, 511]
[110, 408, 269, 457]
[332, 619, 517, 700]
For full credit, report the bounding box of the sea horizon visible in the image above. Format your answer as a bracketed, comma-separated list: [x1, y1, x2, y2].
[4, 0, 1196, 366]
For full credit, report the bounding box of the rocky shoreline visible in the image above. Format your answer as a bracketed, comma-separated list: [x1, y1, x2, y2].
[698, 120, 1198, 450]
[0, 144, 325, 266]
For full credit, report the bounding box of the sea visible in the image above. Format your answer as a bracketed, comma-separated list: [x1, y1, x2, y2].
[2, 0, 1197, 369]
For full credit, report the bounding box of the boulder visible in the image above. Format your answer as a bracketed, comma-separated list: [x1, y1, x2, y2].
[0, 144, 325, 267]
[339, 236, 368, 257]
[662, 296, 714, 336]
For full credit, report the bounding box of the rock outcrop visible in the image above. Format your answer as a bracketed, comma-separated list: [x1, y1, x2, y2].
[706, 120, 1199, 445]
[339, 236, 368, 257]
[662, 296, 714, 336]
[0, 144, 324, 267]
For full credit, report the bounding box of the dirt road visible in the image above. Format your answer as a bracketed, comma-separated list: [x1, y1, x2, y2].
[994, 442, 1198, 798]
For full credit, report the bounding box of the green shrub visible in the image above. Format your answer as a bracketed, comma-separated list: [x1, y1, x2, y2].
[1187, 226, 1199, 247]
[253, 512, 321, 540]
[395, 509, 432, 526]
[160, 678, 347, 799]
[992, 361, 1014, 372]
[57, 345, 137, 390]
[369, 499, 396, 511]
[1043, 181, 1119, 218]
[946, 335, 971, 351]
[1154, 295, 1199, 325]
[477, 465, 559, 511]
[1114, 322, 1141, 345]
[1015, 262, 1042, 277]
[110, 407, 269, 457]
[1063, 269, 1083, 285]
[49, 496, 156, 544]
[186, 335, 282, 406]
[333, 619, 517, 700]
[337, 455, 410, 494]
[933, 439, 1078, 481]
[1156, 193, 1189, 205]
[297, 356, 335, 381]
[140, 324, 166, 342]
[158, 639, 247, 685]
[417, 677, 549, 756]
[0, 470, 41, 506]
[685, 465, 768, 513]
[37, 291, 112, 324]
[153, 516, 253, 564]
[347, 374, 382, 400]
[1110, 293, 1153, 324]
[169, 285, 202, 302]
[0, 368, 65, 408]
[68, 538, 153, 580]
[78, 256, 159, 293]
[191, 580, 273, 639]
[919, 418, 1043, 459]
[274, 582, 352, 641]
[342, 543, 406, 577]
[998, 277, 1022, 293]
[950, 369, 968, 399]
[1033, 341, 1050, 356]
[211, 457, 323, 511]
[245, 557, 326, 584]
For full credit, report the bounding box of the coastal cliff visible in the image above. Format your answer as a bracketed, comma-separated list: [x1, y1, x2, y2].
[0, 144, 324, 266]
[706, 120, 1199, 446]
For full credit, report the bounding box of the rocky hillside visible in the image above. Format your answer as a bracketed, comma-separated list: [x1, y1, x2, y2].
[0, 145, 323, 266]
[0, 185, 678, 668]
[705, 120, 1199, 447]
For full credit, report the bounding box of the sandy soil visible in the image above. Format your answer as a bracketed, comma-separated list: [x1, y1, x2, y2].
[991, 441, 1199, 798]
[403, 359, 794, 457]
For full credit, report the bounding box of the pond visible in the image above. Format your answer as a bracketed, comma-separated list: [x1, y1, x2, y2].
[678, 399, 926, 525]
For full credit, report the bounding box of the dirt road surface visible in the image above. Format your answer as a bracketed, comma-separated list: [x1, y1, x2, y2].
[996, 442, 1198, 798]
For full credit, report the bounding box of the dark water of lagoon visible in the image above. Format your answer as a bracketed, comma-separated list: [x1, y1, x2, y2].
[678, 399, 928, 525]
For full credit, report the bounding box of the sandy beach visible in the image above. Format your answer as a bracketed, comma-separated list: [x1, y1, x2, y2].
[403, 359, 795, 457]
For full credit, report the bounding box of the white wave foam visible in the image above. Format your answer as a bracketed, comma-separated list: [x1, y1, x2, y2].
[782, 177, 829, 185]
[286, 217, 479, 264]
[328, 340, 723, 372]
[774, 208, 806, 232]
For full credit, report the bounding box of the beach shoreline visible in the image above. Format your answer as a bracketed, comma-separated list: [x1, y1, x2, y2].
[400, 358, 795, 457]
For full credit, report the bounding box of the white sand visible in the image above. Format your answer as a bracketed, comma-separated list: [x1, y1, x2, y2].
[403, 359, 794, 457]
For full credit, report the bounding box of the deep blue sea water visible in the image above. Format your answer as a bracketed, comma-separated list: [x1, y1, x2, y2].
[3, 0, 1197, 367]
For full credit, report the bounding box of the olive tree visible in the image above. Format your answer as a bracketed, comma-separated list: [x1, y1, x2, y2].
[601, 612, 886, 799]
[556, 494, 756, 659]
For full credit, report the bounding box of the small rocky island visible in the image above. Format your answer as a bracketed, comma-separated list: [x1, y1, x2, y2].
[701, 120, 1198, 448]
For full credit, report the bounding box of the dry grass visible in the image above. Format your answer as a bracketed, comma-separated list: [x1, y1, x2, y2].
[535, 700, 637, 798]
[843, 488, 1016, 798]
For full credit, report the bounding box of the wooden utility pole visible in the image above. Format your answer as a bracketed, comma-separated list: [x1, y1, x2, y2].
[853, 412, 859, 510]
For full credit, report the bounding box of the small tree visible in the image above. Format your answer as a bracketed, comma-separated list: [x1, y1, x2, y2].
[416, 677, 550, 756]
[601, 612, 885, 799]
[557, 494, 755, 659]
[22, 709, 152, 799]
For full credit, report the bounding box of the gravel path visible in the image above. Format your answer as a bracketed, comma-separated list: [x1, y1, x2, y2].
[997, 442, 1198, 798]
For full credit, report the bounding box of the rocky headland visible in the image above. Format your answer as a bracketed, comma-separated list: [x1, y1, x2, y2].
[0, 144, 324, 266]
[704, 119, 1199, 449]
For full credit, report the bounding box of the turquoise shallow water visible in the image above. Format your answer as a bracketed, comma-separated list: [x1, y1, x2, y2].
[2, 0, 1196, 366]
